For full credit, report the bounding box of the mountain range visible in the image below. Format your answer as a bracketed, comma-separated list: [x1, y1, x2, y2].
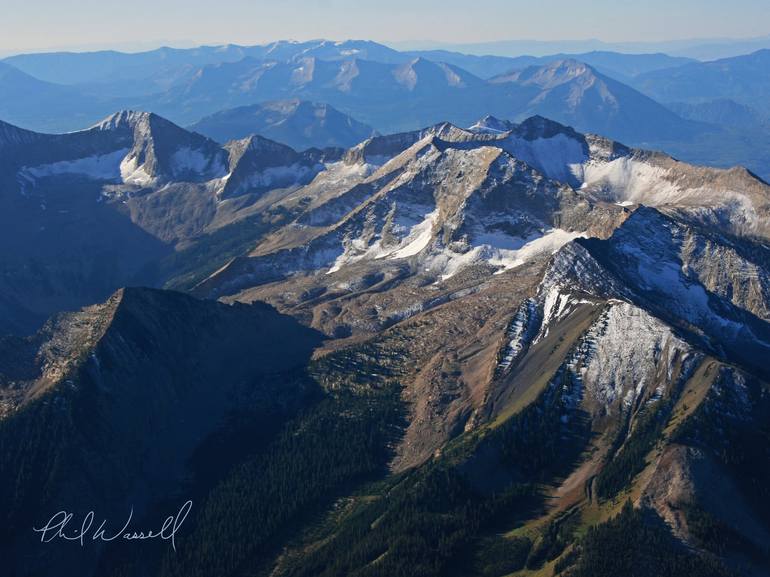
[399, 34, 770, 60]
[1, 35, 770, 577]
[2, 40, 770, 182]
[632, 48, 770, 117]
[0, 110, 343, 334]
[2, 40, 690, 85]
[1, 105, 769, 577]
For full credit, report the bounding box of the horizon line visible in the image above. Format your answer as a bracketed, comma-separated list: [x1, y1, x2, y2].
[2, 32, 770, 59]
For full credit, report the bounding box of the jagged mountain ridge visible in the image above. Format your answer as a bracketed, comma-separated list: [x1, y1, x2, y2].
[181, 118, 770, 572]
[196, 113, 770, 306]
[475, 205, 770, 569]
[0, 110, 345, 334]
[1, 107, 767, 339]
[4, 40, 770, 181]
[195, 198, 770, 577]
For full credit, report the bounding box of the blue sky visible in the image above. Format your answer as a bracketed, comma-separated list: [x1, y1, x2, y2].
[1, 0, 769, 53]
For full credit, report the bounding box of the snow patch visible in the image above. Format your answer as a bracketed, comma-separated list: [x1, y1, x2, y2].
[171, 147, 220, 176]
[172, 147, 229, 180]
[425, 228, 586, 281]
[492, 229, 587, 272]
[390, 209, 438, 258]
[578, 302, 693, 411]
[224, 163, 321, 197]
[501, 133, 587, 184]
[19, 148, 129, 182]
[579, 157, 680, 204]
[497, 298, 540, 373]
[327, 205, 438, 274]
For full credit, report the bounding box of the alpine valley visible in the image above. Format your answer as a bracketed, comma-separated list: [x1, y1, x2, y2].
[0, 38, 769, 577]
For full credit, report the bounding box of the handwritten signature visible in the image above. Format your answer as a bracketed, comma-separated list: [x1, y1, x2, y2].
[32, 500, 192, 551]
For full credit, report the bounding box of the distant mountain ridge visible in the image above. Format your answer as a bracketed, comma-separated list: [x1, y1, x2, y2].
[3, 39, 770, 181]
[146, 55, 702, 146]
[189, 100, 376, 150]
[395, 34, 770, 59]
[633, 49, 770, 117]
[3, 40, 692, 84]
[667, 98, 768, 128]
[416, 50, 694, 81]
[490, 59, 700, 141]
[0, 61, 111, 131]
[0, 40, 703, 132]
